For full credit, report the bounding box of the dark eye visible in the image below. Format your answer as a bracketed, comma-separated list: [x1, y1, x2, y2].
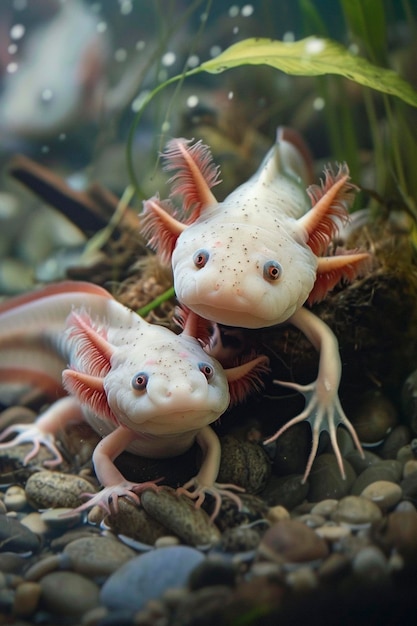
[263, 260, 282, 281]
[199, 362, 214, 380]
[131, 372, 148, 391]
[193, 249, 209, 269]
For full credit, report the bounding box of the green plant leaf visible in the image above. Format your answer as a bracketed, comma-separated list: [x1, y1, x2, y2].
[199, 36, 417, 107]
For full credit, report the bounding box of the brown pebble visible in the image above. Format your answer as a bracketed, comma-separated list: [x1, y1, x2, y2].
[141, 487, 221, 546]
[331, 495, 382, 527]
[360, 480, 402, 510]
[13, 581, 41, 617]
[64, 535, 136, 577]
[39, 571, 100, 616]
[258, 519, 329, 565]
[217, 435, 271, 493]
[25, 471, 97, 509]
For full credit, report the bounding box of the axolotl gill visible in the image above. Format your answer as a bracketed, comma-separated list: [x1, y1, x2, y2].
[141, 126, 372, 480]
[0, 281, 268, 519]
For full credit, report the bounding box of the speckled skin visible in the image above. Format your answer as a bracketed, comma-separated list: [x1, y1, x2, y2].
[172, 135, 317, 328]
[0, 282, 265, 517]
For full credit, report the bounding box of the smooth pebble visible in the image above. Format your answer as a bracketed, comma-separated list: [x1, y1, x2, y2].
[360, 480, 402, 509]
[64, 535, 136, 577]
[331, 495, 382, 527]
[39, 571, 100, 615]
[100, 546, 205, 612]
[258, 519, 329, 565]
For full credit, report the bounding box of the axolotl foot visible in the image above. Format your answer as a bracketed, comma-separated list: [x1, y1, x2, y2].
[176, 478, 245, 522]
[0, 424, 64, 468]
[71, 479, 163, 516]
[264, 379, 364, 483]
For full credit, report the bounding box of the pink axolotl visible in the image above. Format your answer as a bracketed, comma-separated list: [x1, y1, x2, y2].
[0, 281, 268, 518]
[141, 127, 372, 481]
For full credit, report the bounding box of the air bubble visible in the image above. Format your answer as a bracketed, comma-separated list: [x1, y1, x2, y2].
[186, 95, 199, 108]
[162, 51, 176, 67]
[241, 4, 254, 17]
[10, 24, 25, 40]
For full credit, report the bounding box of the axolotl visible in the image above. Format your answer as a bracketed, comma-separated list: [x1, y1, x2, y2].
[141, 127, 372, 481]
[0, 281, 268, 518]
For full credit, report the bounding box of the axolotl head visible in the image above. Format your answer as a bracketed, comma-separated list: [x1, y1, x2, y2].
[171, 193, 318, 329]
[104, 328, 230, 437]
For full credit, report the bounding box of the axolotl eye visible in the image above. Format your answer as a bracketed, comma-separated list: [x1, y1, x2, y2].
[263, 260, 282, 282]
[198, 362, 214, 380]
[131, 372, 148, 391]
[193, 249, 210, 269]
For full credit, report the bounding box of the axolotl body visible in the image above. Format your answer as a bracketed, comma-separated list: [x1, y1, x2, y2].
[141, 127, 372, 480]
[0, 281, 268, 518]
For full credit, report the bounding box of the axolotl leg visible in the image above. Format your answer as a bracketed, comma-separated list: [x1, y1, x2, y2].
[177, 425, 244, 521]
[73, 425, 161, 515]
[264, 307, 364, 482]
[0, 397, 84, 467]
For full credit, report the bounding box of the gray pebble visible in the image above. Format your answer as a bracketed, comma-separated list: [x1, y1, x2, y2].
[310, 499, 338, 518]
[350, 460, 403, 495]
[100, 546, 205, 612]
[307, 454, 356, 502]
[0, 514, 40, 553]
[345, 449, 381, 474]
[403, 459, 417, 478]
[260, 473, 309, 510]
[141, 487, 221, 546]
[64, 535, 136, 577]
[257, 519, 329, 565]
[4, 485, 27, 512]
[352, 546, 390, 583]
[360, 480, 402, 510]
[218, 525, 262, 553]
[103, 498, 170, 545]
[400, 468, 417, 501]
[379, 425, 412, 459]
[331, 495, 382, 527]
[217, 435, 271, 493]
[25, 470, 97, 509]
[39, 571, 100, 616]
[350, 390, 397, 444]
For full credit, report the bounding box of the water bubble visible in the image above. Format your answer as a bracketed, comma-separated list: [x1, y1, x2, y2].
[210, 45, 222, 58]
[6, 62, 18, 74]
[58, 133, 67, 141]
[349, 43, 360, 55]
[313, 97, 325, 111]
[186, 95, 199, 108]
[97, 21, 108, 33]
[136, 40, 146, 51]
[228, 6, 239, 18]
[8, 44, 18, 55]
[131, 90, 150, 112]
[12, 0, 27, 10]
[162, 52, 176, 67]
[305, 38, 326, 54]
[161, 120, 170, 133]
[228, 91, 234, 100]
[241, 4, 254, 17]
[114, 48, 127, 62]
[233, 26, 239, 34]
[187, 55, 200, 68]
[120, 0, 133, 15]
[41, 145, 50, 154]
[283, 31, 295, 42]
[10, 24, 25, 40]
[41, 88, 54, 102]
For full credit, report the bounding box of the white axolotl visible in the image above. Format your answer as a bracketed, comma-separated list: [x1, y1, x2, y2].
[141, 127, 372, 481]
[0, 281, 268, 519]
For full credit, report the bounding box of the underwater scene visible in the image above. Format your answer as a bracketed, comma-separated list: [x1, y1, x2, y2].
[0, 0, 417, 623]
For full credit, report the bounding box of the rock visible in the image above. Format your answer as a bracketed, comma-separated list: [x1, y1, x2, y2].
[331, 495, 382, 527]
[188, 556, 237, 590]
[345, 449, 381, 475]
[352, 546, 390, 583]
[360, 480, 402, 510]
[350, 390, 398, 444]
[310, 499, 338, 518]
[257, 519, 329, 565]
[25, 471, 97, 509]
[379, 425, 412, 459]
[401, 368, 417, 435]
[39, 571, 100, 616]
[141, 488, 221, 546]
[100, 546, 205, 612]
[307, 454, 356, 501]
[217, 436, 271, 493]
[260, 474, 309, 510]
[372, 510, 417, 567]
[218, 525, 262, 553]
[13, 581, 41, 618]
[4, 485, 27, 512]
[64, 535, 136, 577]
[350, 460, 403, 496]
[97, 498, 169, 545]
[0, 514, 40, 553]
[215, 493, 269, 532]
